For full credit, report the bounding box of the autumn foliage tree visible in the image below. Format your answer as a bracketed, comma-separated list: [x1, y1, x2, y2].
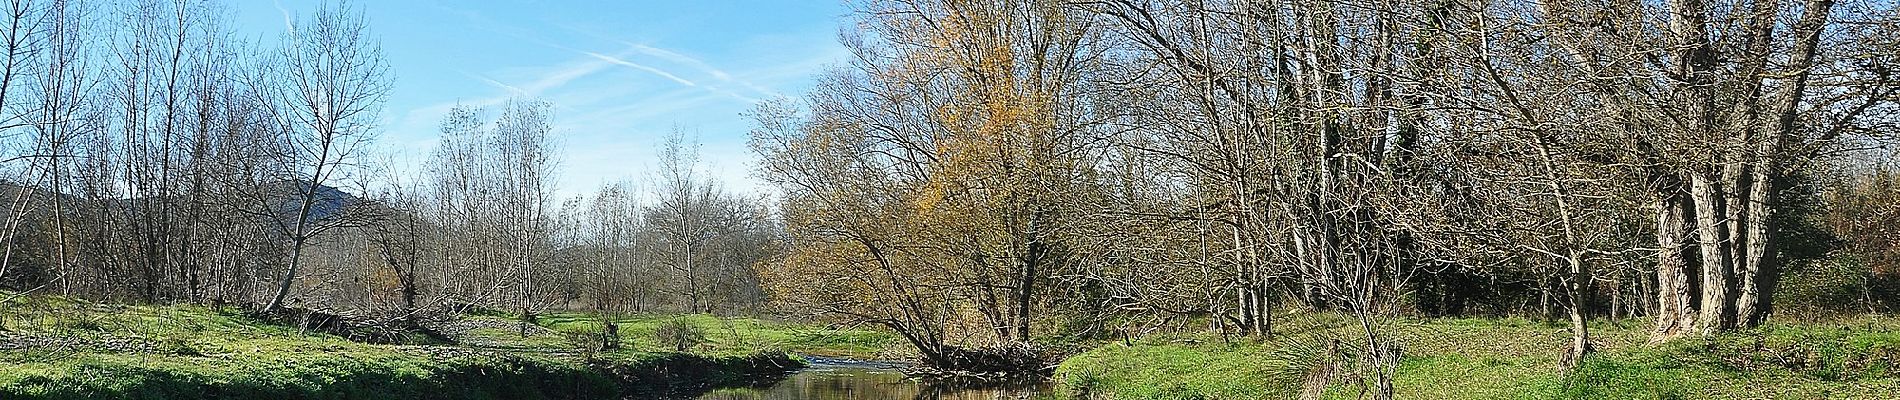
[751, 0, 1110, 369]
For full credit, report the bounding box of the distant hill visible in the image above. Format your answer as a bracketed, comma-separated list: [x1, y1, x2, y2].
[0, 178, 371, 234]
[261, 180, 364, 228]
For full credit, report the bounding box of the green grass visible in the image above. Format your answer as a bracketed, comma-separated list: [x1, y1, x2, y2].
[1055, 311, 1900, 400]
[0, 294, 883, 400]
[531, 312, 902, 359]
[1061, 340, 1280, 400]
[20, 291, 1892, 400]
[0, 296, 616, 399]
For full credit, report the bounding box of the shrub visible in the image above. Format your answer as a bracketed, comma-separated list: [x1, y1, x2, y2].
[653, 317, 707, 352]
[1781, 255, 1900, 316]
[160, 336, 202, 357]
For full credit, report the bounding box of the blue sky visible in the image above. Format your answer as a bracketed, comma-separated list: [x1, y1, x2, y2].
[233, 0, 852, 199]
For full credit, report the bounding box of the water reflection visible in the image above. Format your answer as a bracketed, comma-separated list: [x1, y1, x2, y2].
[696, 366, 1055, 400]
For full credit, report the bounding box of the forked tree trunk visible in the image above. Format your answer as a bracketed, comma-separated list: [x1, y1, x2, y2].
[1734, 0, 1832, 327]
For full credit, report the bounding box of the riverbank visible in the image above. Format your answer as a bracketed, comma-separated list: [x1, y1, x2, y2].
[22, 291, 1893, 400]
[0, 294, 889, 399]
[1055, 312, 1900, 399]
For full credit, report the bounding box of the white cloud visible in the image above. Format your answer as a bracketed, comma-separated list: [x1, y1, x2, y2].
[582, 51, 698, 88]
[517, 58, 617, 96]
[272, 0, 294, 32]
[626, 42, 782, 99]
[471, 74, 525, 94]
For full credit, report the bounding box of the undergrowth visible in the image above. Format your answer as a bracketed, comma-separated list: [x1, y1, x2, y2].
[1056, 312, 1900, 400]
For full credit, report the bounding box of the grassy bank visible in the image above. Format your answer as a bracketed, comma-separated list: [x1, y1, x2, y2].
[0, 294, 883, 400]
[530, 312, 902, 360]
[1057, 312, 1900, 399]
[21, 291, 1893, 400]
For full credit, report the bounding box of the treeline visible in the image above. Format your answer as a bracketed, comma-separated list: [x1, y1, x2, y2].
[551, 134, 777, 316]
[0, 0, 777, 328]
[366, 101, 775, 327]
[748, 0, 1900, 386]
[0, 0, 389, 311]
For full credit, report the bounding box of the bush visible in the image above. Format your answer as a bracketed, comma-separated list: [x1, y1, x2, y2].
[563, 325, 602, 350]
[653, 317, 706, 352]
[1814, 166, 1900, 313]
[1781, 255, 1900, 315]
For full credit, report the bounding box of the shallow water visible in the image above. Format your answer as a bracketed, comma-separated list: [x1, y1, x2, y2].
[694, 364, 1056, 400]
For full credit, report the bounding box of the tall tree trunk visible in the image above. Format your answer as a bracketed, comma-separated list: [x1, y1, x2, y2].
[1015, 213, 1044, 342]
[1652, 189, 1695, 340]
[1233, 218, 1259, 337]
[1565, 254, 1593, 365]
[1689, 173, 1732, 332]
[1721, 163, 1750, 323]
[1735, 168, 1773, 326]
[265, 238, 307, 312]
[1735, 0, 1833, 328]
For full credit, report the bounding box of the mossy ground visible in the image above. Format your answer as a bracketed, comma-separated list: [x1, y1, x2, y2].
[1057, 311, 1900, 399]
[0, 294, 886, 400]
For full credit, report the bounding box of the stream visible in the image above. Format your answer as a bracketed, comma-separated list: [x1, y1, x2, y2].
[693, 358, 1058, 400]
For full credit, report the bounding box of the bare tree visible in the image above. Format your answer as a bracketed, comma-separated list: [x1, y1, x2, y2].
[249, 0, 388, 312]
[421, 99, 557, 320]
